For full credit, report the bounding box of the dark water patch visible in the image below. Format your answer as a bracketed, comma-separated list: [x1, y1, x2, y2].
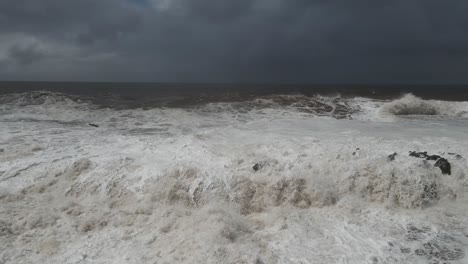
[405, 224, 465, 263]
[123, 127, 172, 136]
[2, 82, 468, 109]
[0, 118, 85, 127]
[414, 235, 465, 263]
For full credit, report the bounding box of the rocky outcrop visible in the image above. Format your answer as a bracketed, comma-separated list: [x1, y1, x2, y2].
[408, 151, 451, 175]
[434, 158, 451, 175]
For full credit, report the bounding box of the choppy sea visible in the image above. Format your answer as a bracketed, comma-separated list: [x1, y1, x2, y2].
[1, 83, 468, 264]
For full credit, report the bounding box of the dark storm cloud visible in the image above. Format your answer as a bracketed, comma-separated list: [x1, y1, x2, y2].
[0, 0, 142, 43]
[0, 0, 467, 83]
[8, 43, 45, 66]
[184, 0, 254, 21]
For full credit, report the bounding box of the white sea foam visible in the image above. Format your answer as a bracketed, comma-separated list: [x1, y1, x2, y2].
[381, 94, 468, 118]
[1, 92, 468, 263]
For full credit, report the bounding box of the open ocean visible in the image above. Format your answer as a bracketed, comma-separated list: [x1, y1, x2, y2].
[1, 82, 468, 264]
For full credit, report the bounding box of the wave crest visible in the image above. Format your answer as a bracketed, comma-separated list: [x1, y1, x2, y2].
[382, 94, 468, 118]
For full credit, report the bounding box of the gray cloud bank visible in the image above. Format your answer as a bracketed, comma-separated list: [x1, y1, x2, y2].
[0, 0, 467, 83]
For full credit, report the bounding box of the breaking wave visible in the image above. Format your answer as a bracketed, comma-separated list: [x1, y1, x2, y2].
[381, 94, 468, 118]
[1, 91, 468, 122]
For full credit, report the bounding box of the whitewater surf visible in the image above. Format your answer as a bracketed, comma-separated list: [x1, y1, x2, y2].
[1, 89, 467, 264]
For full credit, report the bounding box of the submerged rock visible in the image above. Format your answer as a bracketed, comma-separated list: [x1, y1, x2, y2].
[387, 153, 397, 161]
[426, 155, 441, 161]
[253, 163, 263, 172]
[448, 152, 463, 160]
[409, 151, 428, 158]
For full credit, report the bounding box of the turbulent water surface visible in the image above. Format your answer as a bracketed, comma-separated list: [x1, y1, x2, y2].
[1, 86, 468, 264]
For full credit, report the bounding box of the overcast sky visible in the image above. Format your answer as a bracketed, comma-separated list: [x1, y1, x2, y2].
[0, 0, 467, 83]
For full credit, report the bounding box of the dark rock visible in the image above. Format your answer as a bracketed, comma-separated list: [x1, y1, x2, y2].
[409, 151, 452, 175]
[435, 158, 451, 175]
[89, 123, 99, 128]
[352, 148, 360, 156]
[409, 151, 428, 158]
[253, 163, 263, 172]
[253, 160, 277, 172]
[426, 155, 441, 161]
[387, 153, 397, 161]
